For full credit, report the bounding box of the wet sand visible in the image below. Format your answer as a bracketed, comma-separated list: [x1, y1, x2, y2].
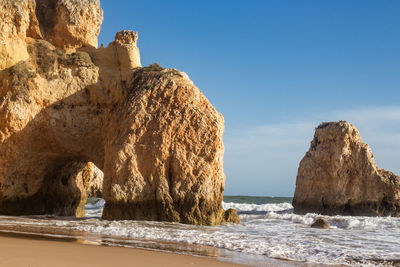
[0, 234, 247, 267]
[0, 230, 346, 267]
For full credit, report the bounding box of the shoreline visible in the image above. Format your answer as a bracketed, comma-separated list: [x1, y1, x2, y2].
[0, 232, 247, 267]
[0, 230, 328, 267]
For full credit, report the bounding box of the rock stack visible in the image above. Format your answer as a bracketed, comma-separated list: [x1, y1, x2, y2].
[0, 0, 238, 225]
[293, 121, 400, 217]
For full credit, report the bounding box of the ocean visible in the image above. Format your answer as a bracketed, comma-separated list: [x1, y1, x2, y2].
[0, 196, 399, 266]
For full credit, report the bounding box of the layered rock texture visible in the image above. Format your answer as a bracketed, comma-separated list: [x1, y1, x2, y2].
[0, 0, 238, 224]
[0, 0, 40, 70]
[293, 121, 400, 216]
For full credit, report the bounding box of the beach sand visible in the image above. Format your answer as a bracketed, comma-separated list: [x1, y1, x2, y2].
[0, 234, 247, 267]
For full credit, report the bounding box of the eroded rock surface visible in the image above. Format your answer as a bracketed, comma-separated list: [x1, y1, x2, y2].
[84, 162, 103, 198]
[101, 66, 228, 225]
[36, 0, 103, 52]
[0, 160, 101, 217]
[0, 0, 40, 70]
[0, 0, 237, 224]
[293, 121, 400, 216]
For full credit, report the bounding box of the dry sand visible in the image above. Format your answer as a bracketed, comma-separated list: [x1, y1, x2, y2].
[0, 234, 246, 267]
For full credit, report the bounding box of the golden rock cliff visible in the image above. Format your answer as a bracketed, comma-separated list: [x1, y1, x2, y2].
[0, 0, 238, 225]
[293, 121, 400, 216]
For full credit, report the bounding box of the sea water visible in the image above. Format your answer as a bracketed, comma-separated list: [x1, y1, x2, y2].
[0, 196, 399, 266]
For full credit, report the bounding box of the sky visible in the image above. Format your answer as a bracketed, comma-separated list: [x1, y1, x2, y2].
[98, 1, 400, 196]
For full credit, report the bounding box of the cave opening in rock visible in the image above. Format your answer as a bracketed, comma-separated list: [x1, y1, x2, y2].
[81, 162, 104, 218]
[35, 160, 104, 218]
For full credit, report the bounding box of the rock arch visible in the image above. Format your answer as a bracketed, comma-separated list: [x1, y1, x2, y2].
[0, 0, 238, 225]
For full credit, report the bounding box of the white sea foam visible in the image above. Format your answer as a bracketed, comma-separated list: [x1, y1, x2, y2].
[222, 201, 293, 213]
[0, 199, 399, 266]
[69, 213, 400, 266]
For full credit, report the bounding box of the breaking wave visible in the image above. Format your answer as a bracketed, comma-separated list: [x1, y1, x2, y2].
[0, 196, 399, 266]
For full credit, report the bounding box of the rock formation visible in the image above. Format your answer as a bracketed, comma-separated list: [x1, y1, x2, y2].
[311, 218, 329, 229]
[0, 0, 238, 224]
[293, 121, 400, 216]
[84, 162, 103, 198]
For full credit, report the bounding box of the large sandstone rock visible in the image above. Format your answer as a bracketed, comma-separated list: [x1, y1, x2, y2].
[101, 66, 228, 225]
[293, 121, 400, 216]
[0, 0, 237, 224]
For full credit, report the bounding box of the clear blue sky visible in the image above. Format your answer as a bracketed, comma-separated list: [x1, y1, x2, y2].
[98, 1, 400, 196]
